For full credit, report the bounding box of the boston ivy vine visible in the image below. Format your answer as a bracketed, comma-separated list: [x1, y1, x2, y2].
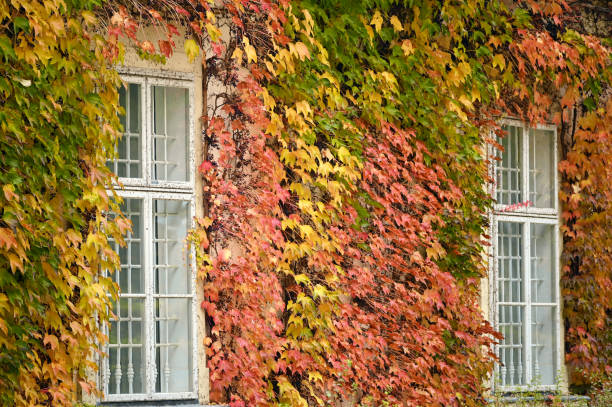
[1, 0, 610, 405]
[105, 0, 609, 405]
[0, 1, 123, 405]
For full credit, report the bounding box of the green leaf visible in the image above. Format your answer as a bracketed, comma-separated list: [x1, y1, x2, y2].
[13, 17, 30, 33]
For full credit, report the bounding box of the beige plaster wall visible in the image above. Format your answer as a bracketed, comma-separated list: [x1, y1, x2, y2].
[122, 27, 196, 73]
[93, 24, 577, 407]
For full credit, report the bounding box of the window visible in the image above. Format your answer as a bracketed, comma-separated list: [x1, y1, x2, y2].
[491, 121, 561, 390]
[103, 74, 196, 401]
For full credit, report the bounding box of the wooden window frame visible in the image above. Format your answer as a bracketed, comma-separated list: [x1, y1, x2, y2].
[102, 70, 198, 402]
[489, 119, 562, 393]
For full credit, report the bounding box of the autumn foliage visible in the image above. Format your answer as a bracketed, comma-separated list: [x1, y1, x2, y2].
[1, 0, 611, 406]
[560, 98, 612, 385]
[183, 1, 504, 405]
[175, 0, 610, 404]
[500, 1, 612, 386]
[0, 0, 124, 405]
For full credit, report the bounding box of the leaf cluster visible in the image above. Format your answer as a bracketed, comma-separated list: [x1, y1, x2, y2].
[0, 0, 124, 405]
[95, 0, 612, 404]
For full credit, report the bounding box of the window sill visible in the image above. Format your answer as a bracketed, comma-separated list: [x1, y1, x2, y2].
[100, 401, 226, 407]
[486, 394, 590, 404]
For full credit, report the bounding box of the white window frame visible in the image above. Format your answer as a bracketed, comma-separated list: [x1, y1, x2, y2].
[111, 73, 196, 193]
[102, 70, 198, 402]
[489, 118, 562, 392]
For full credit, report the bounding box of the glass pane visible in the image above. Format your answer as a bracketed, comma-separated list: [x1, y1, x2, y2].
[153, 200, 191, 294]
[107, 297, 146, 394]
[155, 298, 192, 393]
[118, 86, 127, 130]
[107, 83, 142, 178]
[529, 129, 555, 208]
[497, 222, 523, 303]
[113, 199, 144, 294]
[531, 306, 557, 385]
[496, 125, 522, 206]
[129, 83, 141, 134]
[153, 86, 189, 182]
[531, 224, 556, 303]
[498, 305, 525, 386]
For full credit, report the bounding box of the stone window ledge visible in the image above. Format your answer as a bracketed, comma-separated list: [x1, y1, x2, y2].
[486, 394, 590, 405]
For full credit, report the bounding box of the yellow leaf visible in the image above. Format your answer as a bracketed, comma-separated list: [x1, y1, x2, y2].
[205, 23, 222, 42]
[299, 224, 315, 240]
[49, 16, 64, 34]
[458, 95, 473, 109]
[401, 40, 414, 56]
[447, 100, 468, 121]
[313, 284, 327, 299]
[295, 100, 312, 118]
[278, 375, 308, 407]
[218, 248, 231, 262]
[294, 274, 310, 285]
[243, 36, 257, 63]
[184, 39, 200, 63]
[458, 61, 471, 77]
[390, 15, 403, 32]
[492, 54, 506, 70]
[364, 24, 374, 40]
[370, 10, 383, 33]
[3, 185, 18, 201]
[43, 334, 59, 350]
[231, 47, 243, 62]
[42, 262, 55, 278]
[471, 86, 481, 102]
[295, 42, 310, 61]
[337, 146, 351, 164]
[381, 71, 398, 92]
[7, 253, 23, 272]
[302, 9, 315, 35]
[261, 89, 276, 110]
[197, 217, 213, 228]
[81, 11, 97, 25]
[308, 370, 323, 382]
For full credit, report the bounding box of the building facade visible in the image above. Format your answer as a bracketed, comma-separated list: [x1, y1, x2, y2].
[98, 35, 583, 407]
[100, 34, 210, 404]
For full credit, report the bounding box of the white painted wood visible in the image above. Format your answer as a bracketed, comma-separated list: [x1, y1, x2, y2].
[491, 120, 561, 393]
[524, 219, 532, 387]
[103, 70, 198, 402]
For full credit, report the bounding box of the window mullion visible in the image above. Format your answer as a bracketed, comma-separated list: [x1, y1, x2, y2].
[521, 124, 529, 209]
[553, 127, 559, 213]
[524, 220, 532, 385]
[492, 217, 500, 390]
[190, 197, 198, 394]
[142, 79, 154, 398]
[144, 79, 151, 185]
[490, 131, 498, 208]
[144, 195, 155, 397]
[102, 322, 110, 395]
[554, 222, 562, 384]
[164, 87, 168, 181]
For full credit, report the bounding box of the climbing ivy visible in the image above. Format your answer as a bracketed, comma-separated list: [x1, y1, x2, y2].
[100, 0, 612, 404]
[0, 0, 124, 405]
[1, 0, 610, 405]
